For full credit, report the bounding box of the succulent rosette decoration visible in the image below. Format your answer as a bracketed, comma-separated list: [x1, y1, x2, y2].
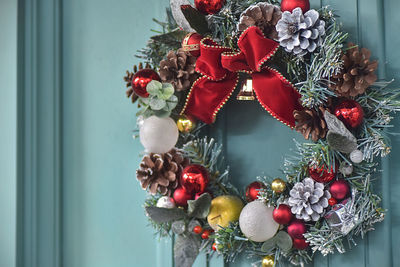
[123, 0, 400, 266]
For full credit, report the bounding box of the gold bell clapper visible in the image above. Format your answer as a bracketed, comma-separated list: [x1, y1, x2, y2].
[237, 78, 255, 101]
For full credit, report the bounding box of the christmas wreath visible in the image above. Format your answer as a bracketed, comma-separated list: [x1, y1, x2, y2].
[123, 0, 400, 266]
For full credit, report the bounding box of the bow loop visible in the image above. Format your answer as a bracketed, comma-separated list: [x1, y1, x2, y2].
[195, 38, 231, 81]
[237, 26, 279, 72]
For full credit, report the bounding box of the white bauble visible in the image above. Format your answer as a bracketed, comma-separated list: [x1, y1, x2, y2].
[156, 196, 176, 209]
[140, 116, 179, 154]
[239, 201, 279, 242]
[350, 149, 363, 164]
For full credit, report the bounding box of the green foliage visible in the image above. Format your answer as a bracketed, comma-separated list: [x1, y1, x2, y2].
[213, 222, 249, 262]
[187, 193, 212, 219]
[136, 8, 186, 67]
[137, 81, 178, 118]
[181, 5, 210, 35]
[182, 137, 239, 196]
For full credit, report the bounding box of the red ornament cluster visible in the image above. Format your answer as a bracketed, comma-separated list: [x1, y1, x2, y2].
[182, 33, 203, 57]
[245, 181, 265, 202]
[280, 0, 310, 13]
[329, 180, 350, 200]
[273, 204, 292, 225]
[173, 164, 210, 207]
[334, 99, 364, 128]
[192, 225, 214, 239]
[309, 164, 336, 183]
[131, 69, 160, 98]
[194, 0, 225, 15]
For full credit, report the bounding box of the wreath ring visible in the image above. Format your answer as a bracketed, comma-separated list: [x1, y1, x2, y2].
[123, 1, 399, 266]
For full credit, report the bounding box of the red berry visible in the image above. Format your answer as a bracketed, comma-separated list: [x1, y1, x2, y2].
[193, 225, 203, 234]
[293, 238, 309, 250]
[212, 243, 217, 251]
[328, 197, 338, 206]
[201, 229, 212, 239]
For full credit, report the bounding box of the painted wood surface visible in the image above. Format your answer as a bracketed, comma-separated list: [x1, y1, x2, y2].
[15, 0, 400, 267]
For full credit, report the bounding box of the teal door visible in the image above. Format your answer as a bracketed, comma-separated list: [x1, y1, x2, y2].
[15, 0, 400, 267]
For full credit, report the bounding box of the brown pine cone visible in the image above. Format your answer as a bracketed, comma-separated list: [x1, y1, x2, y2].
[294, 106, 329, 142]
[124, 62, 151, 103]
[159, 49, 198, 92]
[136, 148, 190, 196]
[237, 3, 282, 40]
[330, 43, 378, 97]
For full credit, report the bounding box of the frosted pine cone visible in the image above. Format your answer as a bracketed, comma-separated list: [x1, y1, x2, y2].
[288, 178, 331, 221]
[237, 2, 282, 40]
[276, 8, 325, 56]
[136, 148, 189, 196]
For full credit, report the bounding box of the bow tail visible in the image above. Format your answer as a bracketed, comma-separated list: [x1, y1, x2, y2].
[252, 68, 303, 128]
[181, 73, 239, 124]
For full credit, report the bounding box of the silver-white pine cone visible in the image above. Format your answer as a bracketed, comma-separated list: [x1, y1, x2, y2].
[288, 177, 331, 221]
[276, 7, 326, 56]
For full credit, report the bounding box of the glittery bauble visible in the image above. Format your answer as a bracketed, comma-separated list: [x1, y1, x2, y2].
[131, 69, 161, 98]
[280, 0, 310, 13]
[239, 201, 279, 242]
[309, 165, 336, 183]
[271, 178, 286, 193]
[173, 186, 193, 207]
[287, 219, 306, 239]
[156, 196, 176, 209]
[261, 255, 275, 267]
[195, 0, 225, 15]
[292, 238, 309, 250]
[176, 115, 196, 133]
[334, 100, 364, 129]
[329, 180, 350, 200]
[273, 204, 293, 225]
[182, 33, 203, 57]
[245, 181, 265, 202]
[139, 116, 179, 153]
[180, 164, 209, 194]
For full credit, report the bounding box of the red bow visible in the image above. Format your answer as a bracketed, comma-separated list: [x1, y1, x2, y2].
[180, 26, 303, 128]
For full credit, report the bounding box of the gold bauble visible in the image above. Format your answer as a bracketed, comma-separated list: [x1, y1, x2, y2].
[176, 115, 196, 133]
[271, 178, 286, 193]
[261, 255, 275, 267]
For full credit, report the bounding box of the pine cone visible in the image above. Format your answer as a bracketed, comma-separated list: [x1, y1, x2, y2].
[159, 49, 198, 92]
[294, 106, 329, 142]
[238, 3, 282, 40]
[330, 43, 378, 97]
[276, 8, 325, 56]
[136, 149, 190, 196]
[288, 178, 331, 221]
[124, 62, 151, 103]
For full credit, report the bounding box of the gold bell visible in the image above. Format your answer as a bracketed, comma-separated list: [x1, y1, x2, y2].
[237, 78, 255, 100]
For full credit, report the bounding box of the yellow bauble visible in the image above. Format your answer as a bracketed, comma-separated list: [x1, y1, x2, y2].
[176, 115, 196, 133]
[207, 195, 244, 231]
[271, 178, 286, 193]
[261, 255, 275, 267]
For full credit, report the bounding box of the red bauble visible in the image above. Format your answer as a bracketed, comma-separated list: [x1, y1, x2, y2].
[334, 100, 364, 128]
[281, 0, 310, 13]
[212, 243, 217, 251]
[309, 164, 336, 183]
[245, 181, 265, 202]
[182, 33, 203, 57]
[273, 204, 293, 225]
[193, 225, 203, 234]
[195, 0, 225, 15]
[287, 219, 306, 239]
[131, 69, 161, 98]
[329, 180, 350, 200]
[173, 187, 193, 207]
[180, 164, 209, 194]
[328, 197, 338, 206]
[201, 229, 213, 239]
[293, 238, 309, 250]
